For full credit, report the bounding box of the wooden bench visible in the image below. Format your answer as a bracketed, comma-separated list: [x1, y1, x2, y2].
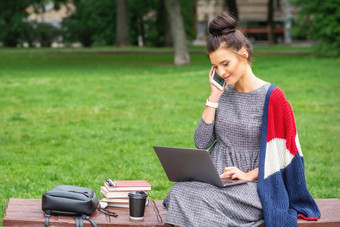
[3, 198, 340, 226]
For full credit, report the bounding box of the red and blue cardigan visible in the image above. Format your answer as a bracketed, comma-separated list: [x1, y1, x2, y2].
[258, 84, 321, 226]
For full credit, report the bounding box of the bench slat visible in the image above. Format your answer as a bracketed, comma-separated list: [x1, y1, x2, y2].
[3, 198, 339, 226]
[3, 198, 164, 226]
[298, 199, 340, 227]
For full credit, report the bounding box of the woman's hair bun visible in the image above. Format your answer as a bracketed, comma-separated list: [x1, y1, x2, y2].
[207, 12, 253, 61]
[208, 12, 238, 36]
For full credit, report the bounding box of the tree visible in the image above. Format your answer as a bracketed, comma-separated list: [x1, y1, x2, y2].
[4, 0, 196, 48]
[0, 0, 36, 46]
[128, 0, 195, 47]
[163, 3, 173, 47]
[62, 0, 116, 47]
[292, 0, 340, 57]
[0, 0, 67, 47]
[164, 0, 190, 65]
[284, 0, 292, 44]
[267, 0, 275, 45]
[158, 1, 173, 47]
[128, 0, 162, 46]
[36, 22, 60, 47]
[224, 0, 238, 20]
[116, 0, 130, 47]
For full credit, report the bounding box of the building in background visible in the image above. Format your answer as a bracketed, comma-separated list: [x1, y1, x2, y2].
[26, 2, 74, 28]
[195, 0, 298, 44]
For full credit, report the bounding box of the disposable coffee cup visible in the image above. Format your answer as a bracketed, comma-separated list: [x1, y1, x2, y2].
[128, 191, 148, 220]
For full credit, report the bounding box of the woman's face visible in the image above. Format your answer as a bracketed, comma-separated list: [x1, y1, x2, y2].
[209, 47, 247, 86]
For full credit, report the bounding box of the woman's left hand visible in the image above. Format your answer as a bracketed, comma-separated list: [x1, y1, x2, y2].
[219, 167, 258, 181]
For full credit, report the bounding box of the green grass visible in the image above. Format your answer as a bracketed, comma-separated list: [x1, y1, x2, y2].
[0, 51, 339, 224]
[253, 44, 313, 51]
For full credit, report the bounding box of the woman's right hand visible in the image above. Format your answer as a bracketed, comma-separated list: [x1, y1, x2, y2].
[208, 66, 225, 103]
[202, 67, 224, 124]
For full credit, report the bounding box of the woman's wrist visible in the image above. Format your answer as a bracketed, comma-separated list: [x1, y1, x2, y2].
[246, 168, 258, 181]
[208, 94, 221, 103]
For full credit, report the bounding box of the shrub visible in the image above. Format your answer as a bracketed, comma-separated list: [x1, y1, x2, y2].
[293, 0, 340, 57]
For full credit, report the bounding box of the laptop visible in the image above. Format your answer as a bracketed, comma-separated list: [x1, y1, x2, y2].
[153, 146, 248, 187]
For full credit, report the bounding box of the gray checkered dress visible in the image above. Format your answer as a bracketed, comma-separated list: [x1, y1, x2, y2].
[165, 83, 271, 227]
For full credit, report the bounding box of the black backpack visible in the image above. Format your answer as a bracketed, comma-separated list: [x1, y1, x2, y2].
[42, 185, 98, 227]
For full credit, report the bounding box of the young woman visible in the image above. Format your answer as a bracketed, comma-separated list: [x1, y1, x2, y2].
[164, 13, 320, 227]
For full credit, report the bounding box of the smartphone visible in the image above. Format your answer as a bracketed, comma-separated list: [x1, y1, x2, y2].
[211, 69, 226, 90]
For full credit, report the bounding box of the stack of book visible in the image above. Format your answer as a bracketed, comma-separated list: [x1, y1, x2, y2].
[100, 180, 151, 208]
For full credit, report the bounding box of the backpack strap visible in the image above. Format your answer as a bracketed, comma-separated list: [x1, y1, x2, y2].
[44, 212, 96, 227]
[44, 211, 51, 227]
[74, 216, 84, 227]
[83, 215, 97, 227]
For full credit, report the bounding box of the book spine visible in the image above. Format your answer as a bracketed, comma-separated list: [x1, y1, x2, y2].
[104, 181, 151, 192]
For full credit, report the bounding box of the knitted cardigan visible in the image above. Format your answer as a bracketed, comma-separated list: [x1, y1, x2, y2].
[257, 84, 321, 227]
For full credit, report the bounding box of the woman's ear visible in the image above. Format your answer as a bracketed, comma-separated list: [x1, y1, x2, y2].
[240, 48, 249, 59]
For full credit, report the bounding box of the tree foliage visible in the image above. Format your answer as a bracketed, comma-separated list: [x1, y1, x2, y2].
[61, 0, 116, 46]
[292, 0, 340, 57]
[0, 0, 196, 48]
[0, 0, 68, 47]
[21, 21, 60, 47]
[0, 0, 34, 46]
[128, 0, 167, 47]
[62, 0, 196, 47]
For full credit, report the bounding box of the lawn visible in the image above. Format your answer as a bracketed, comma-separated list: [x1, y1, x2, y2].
[0, 50, 339, 223]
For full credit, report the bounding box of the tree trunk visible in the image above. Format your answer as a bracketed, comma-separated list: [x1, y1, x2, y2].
[137, 15, 144, 46]
[164, 0, 190, 66]
[267, 0, 275, 45]
[116, 0, 130, 47]
[224, 0, 238, 20]
[161, 1, 172, 47]
[284, 0, 292, 44]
